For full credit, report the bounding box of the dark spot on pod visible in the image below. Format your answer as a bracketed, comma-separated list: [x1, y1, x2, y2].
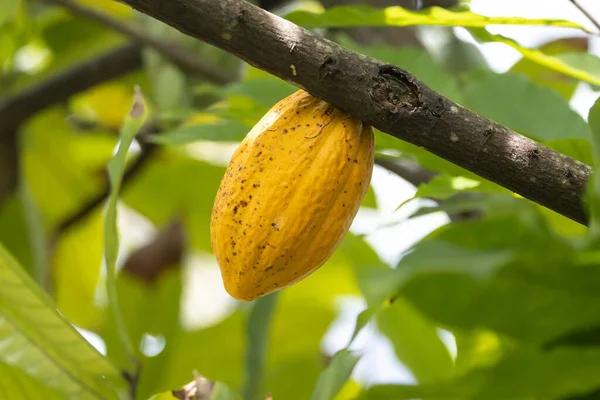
[233, 206, 239, 214]
[291, 127, 296, 131]
[347, 157, 351, 162]
[241, 186, 244, 190]
[283, 129, 288, 134]
[353, 159, 358, 164]
[226, 257, 230, 263]
[241, 179, 247, 183]
[233, 252, 238, 256]
[253, 183, 260, 188]
[306, 124, 310, 127]
[271, 223, 280, 231]
[269, 157, 273, 161]
[273, 282, 279, 287]
[265, 266, 273, 272]
[342, 204, 345, 207]
[249, 195, 253, 199]
[255, 151, 262, 157]
[240, 200, 248, 207]
[259, 167, 264, 172]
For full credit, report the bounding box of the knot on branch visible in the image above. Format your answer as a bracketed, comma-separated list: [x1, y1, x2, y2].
[369, 65, 421, 113]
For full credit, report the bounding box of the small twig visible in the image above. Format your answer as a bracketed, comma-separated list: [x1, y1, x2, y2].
[48, 0, 233, 83]
[569, 0, 600, 33]
[375, 157, 437, 187]
[54, 134, 157, 236]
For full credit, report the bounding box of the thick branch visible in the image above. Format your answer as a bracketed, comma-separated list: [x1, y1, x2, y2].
[111, 0, 592, 225]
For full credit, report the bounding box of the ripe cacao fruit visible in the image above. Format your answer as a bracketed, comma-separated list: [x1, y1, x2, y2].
[210, 89, 374, 301]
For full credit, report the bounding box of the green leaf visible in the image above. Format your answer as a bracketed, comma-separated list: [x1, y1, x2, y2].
[150, 120, 249, 145]
[391, 211, 600, 343]
[461, 70, 589, 141]
[104, 87, 149, 365]
[285, 5, 587, 31]
[472, 346, 600, 399]
[242, 293, 279, 400]
[0, 243, 124, 399]
[377, 298, 454, 383]
[470, 28, 600, 87]
[311, 349, 360, 400]
[0, 0, 19, 27]
[0, 361, 63, 400]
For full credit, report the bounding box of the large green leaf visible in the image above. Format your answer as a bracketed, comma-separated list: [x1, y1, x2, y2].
[390, 210, 600, 344]
[311, 349, 360, 400]
[377, 298, 454, 383]
[461, 70, 589, 141]
[360, 346, 600, 399]
[0, 243, 124, 399]
[285, 5, 587, 30]
[0, 361, 63, 400]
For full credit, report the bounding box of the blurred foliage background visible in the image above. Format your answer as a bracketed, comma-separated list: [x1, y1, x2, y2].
[1, 0, 600, 399]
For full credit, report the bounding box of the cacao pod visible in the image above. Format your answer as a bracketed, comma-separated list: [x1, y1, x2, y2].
[210, 89, 374, 301]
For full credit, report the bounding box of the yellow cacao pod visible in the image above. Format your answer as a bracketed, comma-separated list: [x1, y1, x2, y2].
[210, 89, 374, 301]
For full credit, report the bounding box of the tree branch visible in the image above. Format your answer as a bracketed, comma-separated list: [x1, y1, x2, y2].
[49, 0, 232, 83]
[111, 0, 591, 225]
[54, 140, 156, 236]
[569, 0, 600, 33]
[0, 42, 142, 205]
[375, 157, 437, 187]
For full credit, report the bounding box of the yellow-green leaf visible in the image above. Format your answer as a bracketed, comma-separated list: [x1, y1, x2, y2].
[470, 28, 600, 87]
[286, 5, 588, 31]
